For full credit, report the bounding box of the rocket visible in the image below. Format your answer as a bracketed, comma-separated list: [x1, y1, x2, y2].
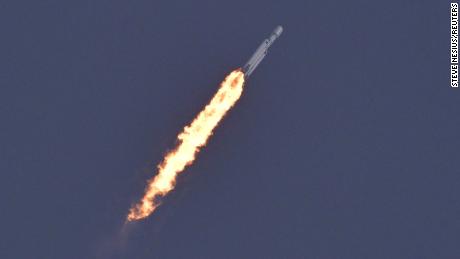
[242, 26, 283, 78]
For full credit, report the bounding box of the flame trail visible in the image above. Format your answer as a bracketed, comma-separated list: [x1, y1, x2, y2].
[127, 70, 245, 221]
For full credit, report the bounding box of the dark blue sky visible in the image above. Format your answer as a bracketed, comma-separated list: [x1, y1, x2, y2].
[1, 0, 459, 258]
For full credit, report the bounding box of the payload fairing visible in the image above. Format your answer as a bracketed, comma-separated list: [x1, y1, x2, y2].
[242, 26, 283, 78]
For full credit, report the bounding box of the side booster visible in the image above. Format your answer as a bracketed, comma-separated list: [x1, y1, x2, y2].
[242, 26, 283, 78]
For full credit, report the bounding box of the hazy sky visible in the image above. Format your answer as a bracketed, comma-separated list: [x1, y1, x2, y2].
[1, 0, 459, 258]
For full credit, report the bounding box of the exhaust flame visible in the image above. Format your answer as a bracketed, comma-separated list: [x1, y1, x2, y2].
[127, 70, 245, 221]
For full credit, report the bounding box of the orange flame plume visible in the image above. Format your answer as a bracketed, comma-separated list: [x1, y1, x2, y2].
[127, 70, 245, 221]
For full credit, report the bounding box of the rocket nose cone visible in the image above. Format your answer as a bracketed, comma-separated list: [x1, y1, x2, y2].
[273, 26, 283, 36]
